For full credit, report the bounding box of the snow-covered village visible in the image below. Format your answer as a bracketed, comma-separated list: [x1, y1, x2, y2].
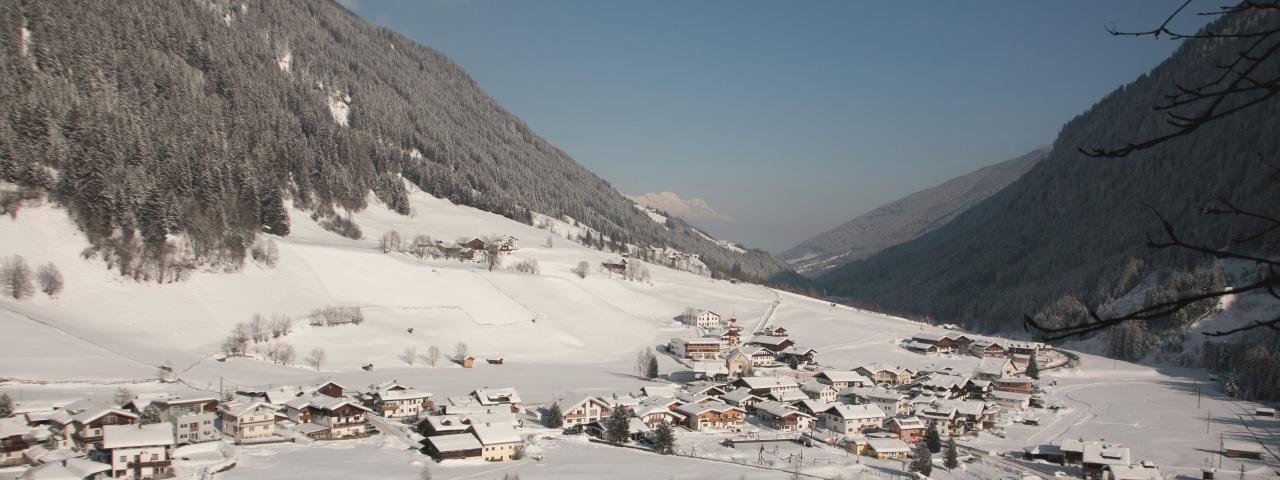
[2, 1, 1279, 480]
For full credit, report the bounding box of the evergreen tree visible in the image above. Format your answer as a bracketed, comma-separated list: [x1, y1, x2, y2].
[604, 406, 631, 444]
[924, 421, 942, 453]
[653, 422, 675, 454]
[910, 441, 933, 476]
[944, 437, 960, 470]
[1026, 350, 1040, 380]
[140, 405, 163, 424]
[645, 354, 659, 380]
[543, 403, 563, 429]
[0, 393, 13, 418]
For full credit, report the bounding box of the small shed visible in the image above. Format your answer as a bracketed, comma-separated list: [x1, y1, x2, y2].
[1255, 407, 1275, 417]
[487, 357, 504, 365]
[459, 356, 475, 368]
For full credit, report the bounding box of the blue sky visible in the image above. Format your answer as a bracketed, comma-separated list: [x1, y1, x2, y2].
[340, 0, 1217, 252]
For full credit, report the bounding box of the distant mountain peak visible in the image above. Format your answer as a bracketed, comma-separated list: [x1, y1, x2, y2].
[628, 191, 735, 223]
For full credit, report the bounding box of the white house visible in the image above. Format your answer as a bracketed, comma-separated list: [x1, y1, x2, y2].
[101, 423, 175, 480]
[821, 404, 886, 434]
[371, 387, 434, 418]
[552, 395, 612, 427]
[152, 397, 219, 445]
[685, 310, 723, 329]
[471, 423, 523, 462]
[218, 401, 278, 444]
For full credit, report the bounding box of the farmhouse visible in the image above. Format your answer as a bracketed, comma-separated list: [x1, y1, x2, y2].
[903, 341, 939, 354]
[684, 310, 723, 329]
[423, 433, 483, 461]
[100, 423, 175, 480]
[632, 403, 685, 428]
[821, 404, 886, 434]
[1104, 462, 1163, 480]
[471, 388, 523, 413]
[669, 337, 723, 361]
[778, 346, 818, 366]
[719, 388, 764, 408]
[993, 378, 1035, 394]
[799, 381, 837, 403]
[1, 417, 42, 467]
[988, 390, 1031, 410]
[283, 394, 373, 440]
[1082, 442, 1131, 480]
[584, 418, 651, 442]
[50, 406, 139, 450]
[152, 397, 220, 445]
[471, 423, 523, 462]
[764, 326, 788, 337]
[421, 415, 471, 437]
[970, 340, 1006, 358]
[839, 387, 908, 417]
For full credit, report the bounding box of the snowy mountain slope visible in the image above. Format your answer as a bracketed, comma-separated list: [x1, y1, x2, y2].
[784, 147, 1046, 276]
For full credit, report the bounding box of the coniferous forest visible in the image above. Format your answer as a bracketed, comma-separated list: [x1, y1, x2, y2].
[0, 0, 799, 285]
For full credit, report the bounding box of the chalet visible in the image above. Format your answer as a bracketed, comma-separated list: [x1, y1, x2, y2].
[993, 378, 1035, 394]
[601, 259, 628, 274]
[669, 337, 722, 361]
[471, 388, 523, 413]
[50, 406, 139, 450]
[423, 433, 483, 461]
[16, 458, 109, 480]
[633, 403, 685, 428]
[719, 388, 763, 408]
[286, 394, 373, 440]
[988, 390, 1031, 410]
[733, 345, 777, 367]
[470, 423, 523, 462]
[795, 399, 833, 416]
[778, 346, 818, 366]
[217, 401, 277, 444]
[690, 361, 729, 381]
[1022, 444, 1066, 464]
[371, 387, 434, 419]
[768, 389, 811, 404]
[101, 423, 175, 480]
[903, 341, 939, 354]
[1, 417, 40, 467]
[852, 364, 915, 386]
[674, 402, 745, 431]
[887, 416, 926, 443]
[969, 340, 1006, 358]
[917, 373, 974, 399]
[753, 401, 815, 431]
[685, 310, 723, 329]
[814, 370, 874, 390]
[839, 387, 908, 417]
[1082, 442, 1131, 480]
[799, 381, 837, 403]
[911, 332, 959, 352]
[152, 397, 220, 445]
[975, 358, 1017, 381]
[464, 238, 487, 251]
[747, 335, 794, 353]
[821, 404, 886, 434]
[734, 376, 800, 398]
[683, 381, 728, 398]
[864, 438, 912, 460]
[312, 381, 347, 398]
[916, 402, 962, 436]
[764, 326, 788, 337]
[553, 395, 613, 427]
[498, 235, 519, 252]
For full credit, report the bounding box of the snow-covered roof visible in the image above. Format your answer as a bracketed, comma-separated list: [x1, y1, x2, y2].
[691, 361, 728, 376]
[838, 386, 903, 402]
[903, 341, 939, 351]
[219, 401, 277, 418]
[867, 437, 912, 454]
[888, 416, 925, 430]
[633, 404, 684, 420]
[423, 415, 470, 432]
[768, 390, 809, 403]
[816, 370, 874, 384]
[640, 385, 677, 398]
[0, 417, 33, 439]
[18, 458, 111, 480]
[755, 401, 810, 419]
[796, 399, 833, 413]
[71, 407, 137, 425]
[799, 381, 833, 394]
[912, 332, 953, 342]
[102, 423, 174, 449]
[1105, 465, 1162, 480]
[674, 401, 742, 417]
[554, 394, 608, 412]
[470, 423, 521, 445]
[426, 433, 482, 453]
[976, 358, 1013, 376]
[989, 391, 1030, 402]
[737, 376, 799, 390]
[376, 388, 433, 401]
[824, 404, 886, 420]
[1082, 443, 1131, 466]
[854, 363, 913, 375]
[779, 346, 817, 356]
[747, 336, 790, 347]
[719, 388, 761, 404]
[472, 387, 522, 405]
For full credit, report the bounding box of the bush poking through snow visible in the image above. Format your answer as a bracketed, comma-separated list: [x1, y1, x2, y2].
[36, 262, 63, 297]
[317, 213, 363, 240]
[513, 258, 539, 275]
[379, 230, 403, 253]
[1, 255, 35, 299]
[308, 306, 364, 326]
[306, 347, 326, 371]
[250, 237, 279, 266]
[572, 261, 590, 279]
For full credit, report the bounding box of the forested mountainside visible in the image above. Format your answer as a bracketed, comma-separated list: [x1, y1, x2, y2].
[783, 147, 1046, 277]
[820, 8, 1280, 398]
[0, 0, 796, 285]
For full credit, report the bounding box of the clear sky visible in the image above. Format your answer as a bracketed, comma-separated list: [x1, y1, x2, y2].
[338, 0, 1217, 253]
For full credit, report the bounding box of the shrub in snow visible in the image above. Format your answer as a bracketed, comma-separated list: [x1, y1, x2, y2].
[513, 258, 539, 275]
[1, 255, 35, 299]
[36, 262, 63, 297]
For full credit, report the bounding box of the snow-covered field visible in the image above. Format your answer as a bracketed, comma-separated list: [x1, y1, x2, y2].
[2, 185, 1277, 479]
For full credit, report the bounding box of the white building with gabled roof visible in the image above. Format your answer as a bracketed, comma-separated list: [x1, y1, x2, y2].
[101, 423, 175, 480]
